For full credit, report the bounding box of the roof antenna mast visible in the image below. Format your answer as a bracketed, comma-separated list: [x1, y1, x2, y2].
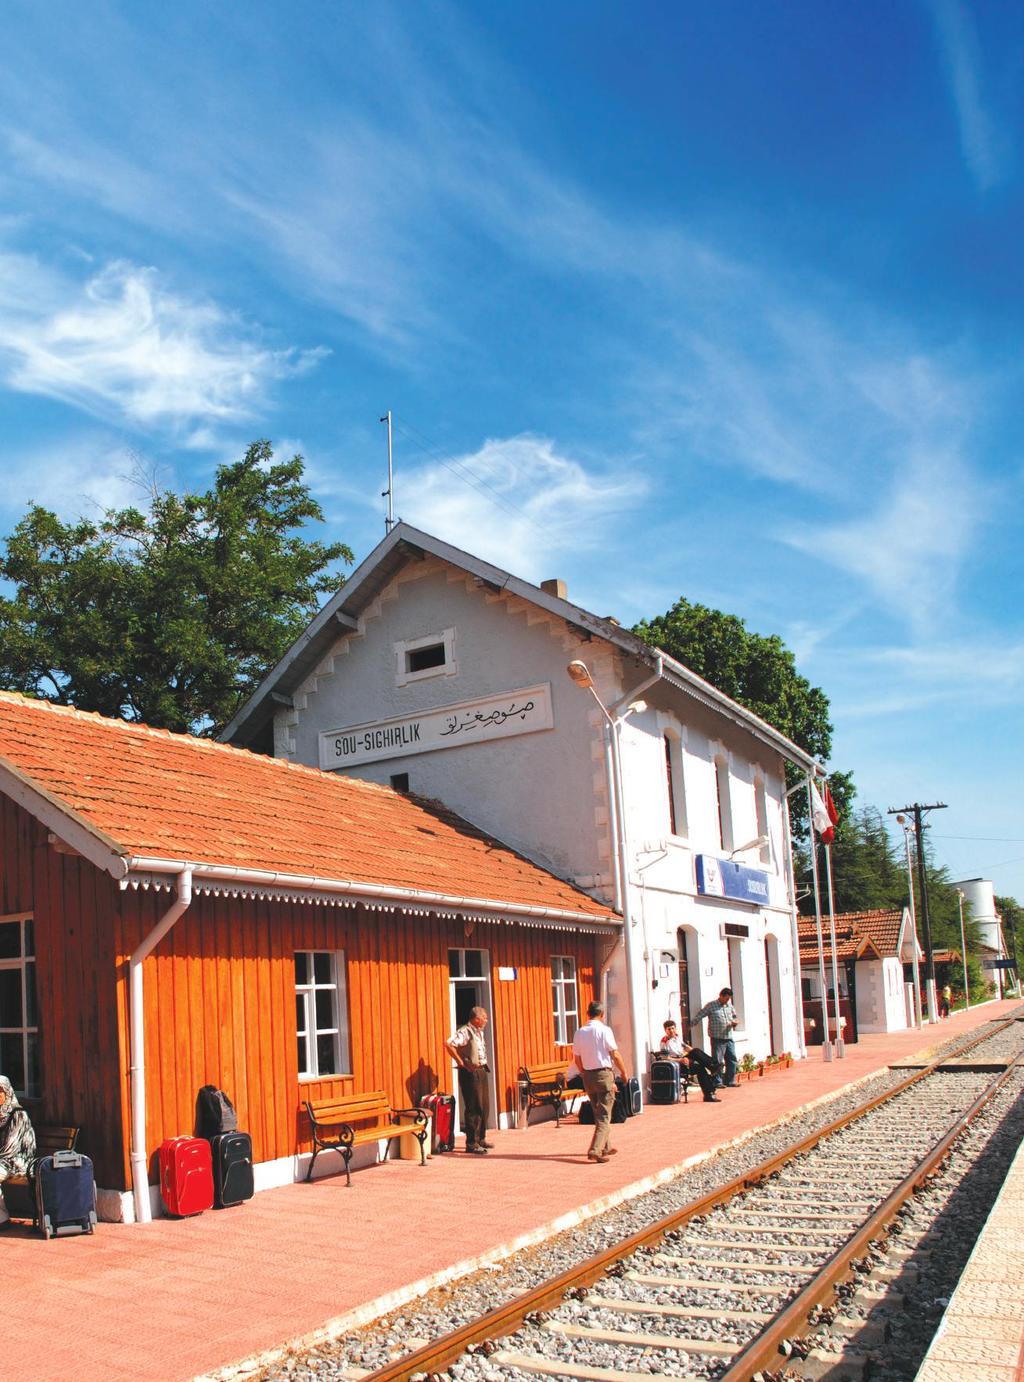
[380, 410, 395, 534]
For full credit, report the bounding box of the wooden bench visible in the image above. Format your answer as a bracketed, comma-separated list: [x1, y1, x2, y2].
[1, 1124, 80, 1225]
[303, 1092, 427, 1186]
[518, 1061, 582, 1127]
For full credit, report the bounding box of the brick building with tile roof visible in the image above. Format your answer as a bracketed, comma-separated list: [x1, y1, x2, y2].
[0, 692, 618, 1221]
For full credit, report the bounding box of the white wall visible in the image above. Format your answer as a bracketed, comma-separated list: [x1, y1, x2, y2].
[274, 555, 804, 1069]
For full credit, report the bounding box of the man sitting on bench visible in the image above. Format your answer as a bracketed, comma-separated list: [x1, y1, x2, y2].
[658, 1021, 721, 1103]
[0, 1075, 37, 1226]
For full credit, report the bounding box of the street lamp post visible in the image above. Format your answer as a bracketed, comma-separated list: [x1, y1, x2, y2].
[956, 889, 970, 1012]
[566, 659, 654, 1102]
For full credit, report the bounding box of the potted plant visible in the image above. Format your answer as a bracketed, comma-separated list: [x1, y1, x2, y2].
[737, 1053, 758, 1083]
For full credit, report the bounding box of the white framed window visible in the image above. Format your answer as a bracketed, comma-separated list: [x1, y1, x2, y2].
[295, 950, 351, 1079]
[754, 777, 771, 864]
[714, 756, 734, 852]
[0, 913, 39, 1098]
[663, 732, 688, 838]
[394, 628, 457, 686]
[551, 956, 579, 1045]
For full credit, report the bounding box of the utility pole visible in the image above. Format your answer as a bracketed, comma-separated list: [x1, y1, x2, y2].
[889, 802, 947, 1022]
[380, 410, 395, 534]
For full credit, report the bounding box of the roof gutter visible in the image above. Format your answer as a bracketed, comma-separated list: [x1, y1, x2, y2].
[125, 857, 618, 929]
[129, 868, 192, 1224]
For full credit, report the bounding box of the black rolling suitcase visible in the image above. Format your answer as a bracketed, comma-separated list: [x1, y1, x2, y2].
[36, 1149, 97, 1239]
[649, 1059, 682, 1105]
[211, 1131, 254, 1208]
[614, 1076, 642, 1118]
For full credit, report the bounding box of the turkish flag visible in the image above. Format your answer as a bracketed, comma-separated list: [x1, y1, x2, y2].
[811, 780, 839, 846]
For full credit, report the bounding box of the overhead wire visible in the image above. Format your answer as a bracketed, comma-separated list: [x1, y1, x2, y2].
[391, 415, 542, 528]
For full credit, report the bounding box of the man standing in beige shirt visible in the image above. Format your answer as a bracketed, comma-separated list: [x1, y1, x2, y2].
[571, 1000, 628, 1163]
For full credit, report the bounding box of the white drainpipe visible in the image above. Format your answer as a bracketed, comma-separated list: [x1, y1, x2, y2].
[129, 867, 193, 1224]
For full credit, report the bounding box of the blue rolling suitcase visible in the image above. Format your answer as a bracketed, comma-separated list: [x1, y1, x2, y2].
[211, 1131, 254, 1208]
[36, 1149, 97, 1239]
[649, 1059, 682, 1105]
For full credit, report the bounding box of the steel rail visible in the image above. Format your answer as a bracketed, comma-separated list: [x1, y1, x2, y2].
[362, 1014, 1022, 1382]
[717, 1057, 1022, 1381]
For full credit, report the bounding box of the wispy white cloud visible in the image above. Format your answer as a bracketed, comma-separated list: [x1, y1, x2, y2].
[398, 434, 643, 578]
[926, 0, 1006, 189]
[0, 256, 323, 430]
[828, 634, 1024, 721]
[0, 433, 153, 524]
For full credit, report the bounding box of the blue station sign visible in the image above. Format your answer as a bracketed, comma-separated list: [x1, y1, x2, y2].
[695, 854, 770, 906]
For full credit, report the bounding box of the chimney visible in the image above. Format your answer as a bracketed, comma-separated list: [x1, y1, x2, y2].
[541, 578, 567, 600]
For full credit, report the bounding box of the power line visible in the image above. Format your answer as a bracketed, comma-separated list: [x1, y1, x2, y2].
[391, 415, 540, 527]
[932, 834, 1024, 844]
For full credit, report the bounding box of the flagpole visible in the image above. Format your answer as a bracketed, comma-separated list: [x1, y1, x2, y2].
[806, 778, 833, 1061]
[782, 790, 808, 1060]
[822, 835, 845, 1057]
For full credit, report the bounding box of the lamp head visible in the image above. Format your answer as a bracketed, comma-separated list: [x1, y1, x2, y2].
[566, 660, 595, 690]
[896, 814, 906, 825]
[729, 834, 769, 858]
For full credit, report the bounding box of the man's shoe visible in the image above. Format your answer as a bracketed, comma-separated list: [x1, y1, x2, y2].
[479, 1140, 495, 1149]
[588, 1152, 609, 1163]
[603, 1146, 618, 1155]
[703, 1095, 721, 1103]
[467, 1145, 488, 1154]
[722, 1081, 739, 1088]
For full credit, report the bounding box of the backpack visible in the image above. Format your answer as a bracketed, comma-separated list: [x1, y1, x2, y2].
[195, 1085, 238, 1140]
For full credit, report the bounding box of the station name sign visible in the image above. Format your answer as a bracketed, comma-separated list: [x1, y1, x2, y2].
[981, 958, 1016, 971]
[695, 854, 770, 906]
[319, 683, 554, 770]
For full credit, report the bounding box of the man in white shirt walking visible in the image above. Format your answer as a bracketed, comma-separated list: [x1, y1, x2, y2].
[572, 999, 628, 1163]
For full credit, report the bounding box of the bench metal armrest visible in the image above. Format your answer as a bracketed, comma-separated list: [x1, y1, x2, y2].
[392, 1108, 427, 1128]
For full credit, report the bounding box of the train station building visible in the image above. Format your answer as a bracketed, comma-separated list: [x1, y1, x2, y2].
[223, 523, 824, 1084]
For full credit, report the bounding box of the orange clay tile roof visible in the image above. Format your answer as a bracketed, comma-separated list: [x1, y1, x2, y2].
[797, 916, 882, 963]
[0, 693, 615, 920]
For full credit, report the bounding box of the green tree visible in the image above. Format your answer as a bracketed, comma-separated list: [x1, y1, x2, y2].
[824, 807, 907, 913]
[633, 596, 853, 839]
[0, 441, 352, 735]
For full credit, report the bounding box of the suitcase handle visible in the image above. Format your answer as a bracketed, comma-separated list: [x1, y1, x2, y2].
[52, 1149, 83, 1169]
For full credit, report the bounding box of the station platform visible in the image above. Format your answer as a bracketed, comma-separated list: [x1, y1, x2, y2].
[2, 999, 1019, 1382]
[916, 1106, 1024, 1382]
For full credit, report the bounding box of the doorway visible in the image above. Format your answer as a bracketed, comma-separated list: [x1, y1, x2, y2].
[448, 947, 496, 1131]
[676, 927, 698, 1032]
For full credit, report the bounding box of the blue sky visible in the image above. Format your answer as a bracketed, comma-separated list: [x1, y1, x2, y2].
[1, 2, 1022, 904]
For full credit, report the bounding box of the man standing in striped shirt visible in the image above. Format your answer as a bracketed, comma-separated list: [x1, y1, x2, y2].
[691, 987, 739, 1088]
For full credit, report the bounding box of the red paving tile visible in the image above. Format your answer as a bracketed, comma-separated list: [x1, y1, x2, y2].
[3, 1001, 1018, 1382]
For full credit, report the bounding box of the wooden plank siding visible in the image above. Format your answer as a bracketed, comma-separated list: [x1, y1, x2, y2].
[1, 790, 607, 1193]
[0, 794, 125, 1187]
[113, 892, 601, 1190]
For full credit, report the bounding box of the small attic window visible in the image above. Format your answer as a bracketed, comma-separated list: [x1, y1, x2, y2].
[395, 628, 457, 686]
[407, 643, 445, 673]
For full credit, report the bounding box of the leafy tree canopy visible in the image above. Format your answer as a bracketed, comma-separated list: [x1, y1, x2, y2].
[633, 596, 854, 838]
[0, 441, 352, 735]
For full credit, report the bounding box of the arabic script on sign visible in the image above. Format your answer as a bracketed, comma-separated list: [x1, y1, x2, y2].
[441, 699, 536, 737]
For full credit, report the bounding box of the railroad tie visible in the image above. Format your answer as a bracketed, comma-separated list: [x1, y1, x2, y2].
[626, 1271, 793, 1296]
[728, 1209, 862, 1223]
[585, 1294, 772, 1323]
[492, 1351, 698, 1382]
[544, 1320, 741, 1357]
[716, 1222, 849, 1237]
[655, 1253, 816, 1274]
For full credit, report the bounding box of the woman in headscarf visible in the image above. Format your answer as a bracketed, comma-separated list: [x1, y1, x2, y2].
[0, 1075, 37, 1225]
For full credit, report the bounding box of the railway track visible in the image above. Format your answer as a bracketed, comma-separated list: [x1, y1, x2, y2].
[363, 1013, 1024, 1382]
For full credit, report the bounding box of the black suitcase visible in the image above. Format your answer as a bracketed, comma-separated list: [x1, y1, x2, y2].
[579, 1081, 628, 1125]
[36, 1150, 97, 1239]
[614, 1076, 642, 1118]
[649, 1059, 682, 1104]
[211, 1131, 254, 1208]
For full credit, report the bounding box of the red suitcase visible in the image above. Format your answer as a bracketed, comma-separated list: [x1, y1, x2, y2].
[159, 1136, 214, 1216]
[419, 1093, 455, 1152]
